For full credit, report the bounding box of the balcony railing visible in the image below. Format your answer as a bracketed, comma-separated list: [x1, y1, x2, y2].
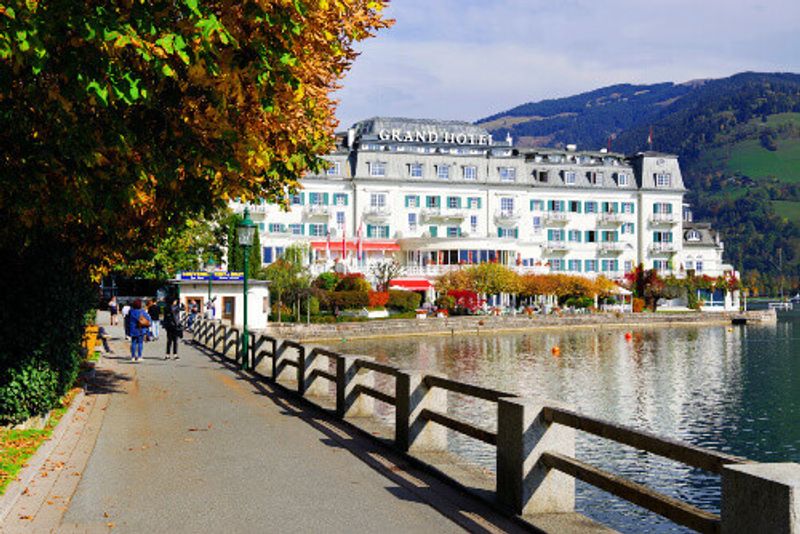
[362, 206, 391, 221]
[599, 242, 625, 253]
[494, 209, 522, 224]
[420, 208, 466, 222]
[649, 242, 678, 253]
[303, 204, 330, 217]
[543, 211, 569, 224]
[649, 213, 679, 225]
[543, 240, 569, 251]
[597, 212, 624, 224]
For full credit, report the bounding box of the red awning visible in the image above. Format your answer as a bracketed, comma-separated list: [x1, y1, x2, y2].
[310, 240, 400, 252]
[389, 279, 433, 291]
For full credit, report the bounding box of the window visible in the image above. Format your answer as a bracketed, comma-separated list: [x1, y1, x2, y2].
[601, 259, 619, 273]
[499, 227, 518, 238]
[621, 223, 635, 235]
[470, 215, 478, 233]
[333, 193, 348, 206]
[550, 258, 565, 272]
[653, 259, 669, 271]
[291, 193, 302, 205]
[617, 173, 629, 186]
[653, 203, 673, 214]
[547, 229, 565, 241]
[426, 196, 440, 208]
[436, 164, 450, 180]
[468, 197, 481, 209]
[568, 230, 582, 242]
[499, 167, 517, 182]
[585, 230, 597, 243]
[549, 200, 565, 212]
[309, 223, 327, 237]
[564, 171, 577, 184]
[447, 196, 461, 209]
[532, 216, 542, 234]
[685, 260, 694, 270]
[602, 202, 618, 213]
[326, 161, 341, 176]
[653, 231, 673, 243]
[530, 199, 544, 211]
[686, 229, 701, 242]
[336, 211, 345, 229]
[269, 223, 285, 233]
[370, 193, 387, 208]
[568, 260, 582, 272]
[584, 259, 598, 272]
[366, 224, 390, 238]
[624, 261, 633, 273]
[587, 171, 603, 185]
[695, 260, 704, 272]
[463, 165, 477, 180]
[568, 200, 581, 213]
[408, 213, 417, 231]
[405, 195, 420, 208]
[309, 192, 325, 205]
[447, 226, 460, 238]
[409, 163, 423, 178]
[601, 231, 618, 242]
[655, 173, 672, 187]
[500, 197, 515, 213]
[289, 223, 303, 235]
[428, 226, 438, 238]
[621, 202, 635, 214]
[370, 161, 386, 177]
[538, 171, 549, 183]
[584, 201, 597, 214]
[263, 247, 274, 264]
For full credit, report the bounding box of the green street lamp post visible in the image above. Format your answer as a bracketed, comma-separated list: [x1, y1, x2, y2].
[206, 256, 216, 319]
[237, 208, 257, 370]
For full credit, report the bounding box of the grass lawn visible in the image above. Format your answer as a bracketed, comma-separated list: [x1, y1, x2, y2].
[725, 138, 800, 183]
[0, 388, 79, 495]
[773, 200, 800, 223]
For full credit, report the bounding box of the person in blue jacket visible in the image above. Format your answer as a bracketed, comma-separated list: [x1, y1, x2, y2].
[127, 299, 151, 362]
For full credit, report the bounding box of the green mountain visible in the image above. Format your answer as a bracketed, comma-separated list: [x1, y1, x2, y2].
[478, 73, 800, 291]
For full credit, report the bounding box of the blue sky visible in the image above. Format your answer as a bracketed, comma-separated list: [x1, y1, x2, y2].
[334, 0, 800, 128]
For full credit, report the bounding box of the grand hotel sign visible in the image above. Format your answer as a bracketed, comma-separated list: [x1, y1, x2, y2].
[377, 128, 494, 146]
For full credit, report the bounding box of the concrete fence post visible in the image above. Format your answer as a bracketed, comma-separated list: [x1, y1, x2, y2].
[335, 356, 375, 418]
[272, 341, 282, 382]
[394, 370, 446, 452]
[496, 397, 575, 515]
[302, 347, 331, 398]
[295, 345, 307, 395]
[721, 463, 800, 534]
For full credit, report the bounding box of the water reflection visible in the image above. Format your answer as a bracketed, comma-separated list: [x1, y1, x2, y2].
[327, 318, 799, 533]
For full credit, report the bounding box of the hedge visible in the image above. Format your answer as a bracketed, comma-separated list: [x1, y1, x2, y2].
[322, 290, 369, 310]
[387, 290, 422, 312]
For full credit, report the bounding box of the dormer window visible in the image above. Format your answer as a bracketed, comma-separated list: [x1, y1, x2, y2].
[564, 171, 576, 185]
[370, 161, 386, 177]
[499, 167, 517, 182]
[655, 173, 672, 187]
[436, 164, 450, 180]
[686, 230, 701, 242]
[326, 161, 341, 176]
[616, 173, 629, 186]
[587, 171, 603, 186]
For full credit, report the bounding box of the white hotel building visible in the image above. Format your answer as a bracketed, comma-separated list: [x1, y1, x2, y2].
[234, 117, 733, 293]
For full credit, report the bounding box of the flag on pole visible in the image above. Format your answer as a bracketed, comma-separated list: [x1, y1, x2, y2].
[325, 229, 331, 259]
[356, 221, 364, 262]
[341, 226, 346, 259]
[647, 126, 653, 149]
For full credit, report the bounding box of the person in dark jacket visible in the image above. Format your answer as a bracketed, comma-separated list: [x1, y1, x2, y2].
[162, 299, 182, 360]
[127, 299, 151, 362]
[147, 300, 162, 340]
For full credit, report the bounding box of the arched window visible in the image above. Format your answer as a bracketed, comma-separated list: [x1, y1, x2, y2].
[686, 230, 701, 242]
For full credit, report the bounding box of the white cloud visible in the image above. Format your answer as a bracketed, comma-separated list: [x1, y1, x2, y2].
[334, 0, 800, 128]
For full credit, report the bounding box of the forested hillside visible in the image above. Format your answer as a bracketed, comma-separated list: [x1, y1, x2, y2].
[478, 73, 800, 293]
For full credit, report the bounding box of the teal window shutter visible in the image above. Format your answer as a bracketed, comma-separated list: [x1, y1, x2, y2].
[477, 198, 482, 209]
[344, 195, 349, 206]
[300, 192, 305, 204]
[323, 193, 330, 205]
[456, 197, 462, 209]
[429, 226, 438, 238]
[666, 204, 673, 214]
[514, 228, 519, 238]
[666, 232, 673, 242]
[576, 201, 582, 213]
[530, 199, 535, 211]
[653, 231, 659, 242]
[548, 229, 554, 240]
[405, 196, 410, 208]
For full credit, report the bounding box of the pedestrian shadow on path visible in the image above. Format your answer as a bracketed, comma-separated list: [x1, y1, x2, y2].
[83, 365, 132, 395]
[194, 344, 535, 534]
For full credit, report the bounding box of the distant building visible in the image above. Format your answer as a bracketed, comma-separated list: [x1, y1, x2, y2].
[232, 117, 734, 293]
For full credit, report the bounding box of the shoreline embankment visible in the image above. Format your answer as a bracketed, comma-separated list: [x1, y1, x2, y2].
[261, 309, 777, 343]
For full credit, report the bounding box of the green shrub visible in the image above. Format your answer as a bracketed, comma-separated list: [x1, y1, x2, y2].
[0, 359, 61, 426]
[313, 272, 339, 291]
[387, 290, 422, 312]
[335, 274, 371, 292]
[435, 295, 456, 311]
[564, 296, 594, 309]
[324, 290, 369, 310]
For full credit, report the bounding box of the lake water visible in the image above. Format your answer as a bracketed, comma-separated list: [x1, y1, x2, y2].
[325, 311, 800, 533]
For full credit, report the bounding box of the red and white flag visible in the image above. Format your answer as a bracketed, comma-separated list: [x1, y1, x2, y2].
[325, 229, 331, 259]
[356, 221, 364, 261]
[647, 126, 653, 148]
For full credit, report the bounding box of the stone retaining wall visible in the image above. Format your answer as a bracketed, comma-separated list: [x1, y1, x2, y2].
[260, 309, 777, 342]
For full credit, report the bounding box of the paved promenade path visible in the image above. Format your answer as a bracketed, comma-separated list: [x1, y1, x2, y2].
[2, 323, 527, 534]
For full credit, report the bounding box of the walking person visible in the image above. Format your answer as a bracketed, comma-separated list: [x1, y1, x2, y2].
[122, 301, 131, 340]
[162, 299, 182, 360]
[147, 299, 161, 340]
[127, 299, 151, 362]
[108, 296, 119, 326]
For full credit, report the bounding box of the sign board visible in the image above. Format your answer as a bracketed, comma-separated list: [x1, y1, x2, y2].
[179, 271, 245, 281]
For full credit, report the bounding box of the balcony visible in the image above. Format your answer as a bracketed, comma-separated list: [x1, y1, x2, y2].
[649, 213, 679, 225]
[597, 212, 624, 225]
[248, 204, 269, 214]
[420, 208, 466, 222]
[649, 242, 678, 254]
[599, 242, 625, 254]
[494, 209, 522, 225]
[543, 211, 569, 224]
[362, 206, 391, 222]
[543, 240, 569, 252]
[303, 204, 330, 218]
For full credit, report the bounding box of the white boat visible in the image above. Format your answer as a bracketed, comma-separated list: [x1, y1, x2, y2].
[768, 301, 793, 311]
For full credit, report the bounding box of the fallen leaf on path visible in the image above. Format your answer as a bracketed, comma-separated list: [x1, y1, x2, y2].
[18, 515, 32, 520]
[46, 501, 54, 505]
[107, 522, 115, 528]
[103, 512, 109, 518]
[22, 487, 29, 495]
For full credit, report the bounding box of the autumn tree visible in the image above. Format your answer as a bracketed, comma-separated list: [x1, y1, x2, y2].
[370, 255, 403, 292]
[0, 1, 390, 422]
